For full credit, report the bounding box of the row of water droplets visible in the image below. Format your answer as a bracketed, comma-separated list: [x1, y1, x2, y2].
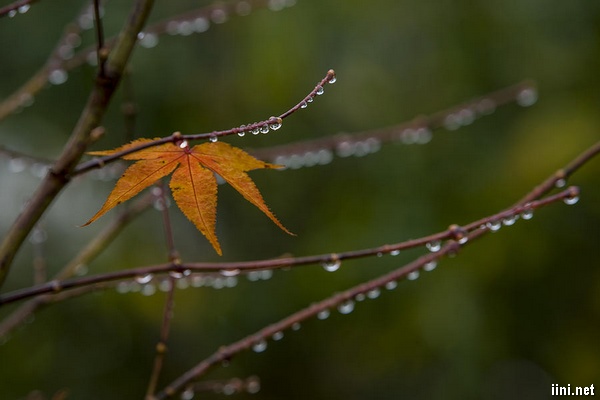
[5, 4, 30, 18]
[116, 268, 273, 296]
[137, 0, 296, 50]
[441, 86, 537, 132]
[180, 376, 260, 399]
[230, 116, 283, 141]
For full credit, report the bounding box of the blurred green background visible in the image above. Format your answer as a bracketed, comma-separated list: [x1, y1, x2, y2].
[1, 0, 599, 399]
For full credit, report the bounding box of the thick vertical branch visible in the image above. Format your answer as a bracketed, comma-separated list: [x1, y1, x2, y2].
[0, 0, 155, 287]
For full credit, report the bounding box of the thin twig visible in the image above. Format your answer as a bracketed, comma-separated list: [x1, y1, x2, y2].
[92, 0, 106, 77]
[71, 70, 337, 177]
[145, 184, 180, 399]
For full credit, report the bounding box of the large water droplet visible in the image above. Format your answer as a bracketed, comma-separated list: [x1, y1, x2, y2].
[135, 273, 153, 284]
[486, 220, 502, 232]
[389, 249, 400, 256]
[502, 215, 518, 226]
[317, 309, 330, 320]
[169, 271, 184, 279]
[564, 195, 579, 205]
[328, 75, 337, 84]
[268, 117, 282, 131]
[407, 271, 420, 281]
[181, 388, 194, 400]
[520, 208, 534, 220]
[300, 101, 308, 109]
[209, 135, 218, 143]
[8, 158, 26, 173]
[315, 85, 324, 95]
[194, 17, 210, 33]
[337, 300, 355, 314]
[179, 140, 189, 148]
[221, 269, 240, 277]
[141, 284, 156, 296]
[424, 261, 437, 272]
[252, 340, 268, 353]
[385, 281, 398, 290]
[322, 258, 341, 272]
[367, 288, 381, 299]
[140, 33, 159, 48]
[517, 88, 538, 107]
[260, 125, 270, 134]
[48, 69, 68, 85]
[426, 240, 441, 252]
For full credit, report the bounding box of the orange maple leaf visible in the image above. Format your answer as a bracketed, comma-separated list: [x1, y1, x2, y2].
[83, 138, 293, 255]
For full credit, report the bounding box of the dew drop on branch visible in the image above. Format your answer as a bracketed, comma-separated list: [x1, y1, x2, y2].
[260, 125, 270, 134]
[517, 88, 538, 107]
[48, 69, 68, 85]
[300, 101, 308, 109]
[315, 85, 324, 95]
[424, 261, 437, 272]
[322, 258, 341, 272]
[486, 220, 502, 232]
[385, 281, 398, 290]
[272, 331, 284, 341]
[209, 135, 218, 143]
[426, 240, 441, 252]
[337, 300, 355, 314]
[291, 322, 301, 331]
[520, 208, 534, 220]
[220, 269, 240, 277]
[8, 158, 26, 173]
[564, 195, 579, 205]
[317, 309, 330, 320]
[389, 249, 400, 256]
[367, 288, 381, 299]
[194, 17, 210, 33]
[141, 284, 156, 296]
[355, 293, 366, 302]
[555, 178, 567, 188]
[252, 340, 268, 353]
[135, 273, 153, 284]
[180, 388, 194, 400]
[502, 215, 518, 226]
[407, 271, 420, 281]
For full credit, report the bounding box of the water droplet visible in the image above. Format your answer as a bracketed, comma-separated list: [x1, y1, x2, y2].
[250, 127, 260, 135]
[337, 300, 355, 314]
[477, 98, 496, 115]
[317, 309, 330, 320]
[322, 258, 341, 272]
[328, 76, 337, 84]
[222, 384, 236, 395]
[268, 117, 282, 130]
[389, 249, 400, 256]
[424, 261, 437, 272]
[159, 279, 173, 291]
[135, 273, 153, 284]
[300, 101, 308, 109]
[116, 281, 130, 294]
[564, 195, 579, 205]
[426, 240, 441, 252]
[367, 288, 380, 299]
[246, 377, 261, 394]
[486, 220, 502, 232]
[443, 114, 461, 131]
[48, 69, 68, 85]
[169, 271, 184, 279]
[307, 97, 314, 103]
[141, 284, 156, 296]
[260, 125, 270, 134]
[407, 271, 420, 281]
[315, 85, 324, 95]
[272, 331, 284, 341]
[58, 44, 74, 60]
[179, 140, 189, 148]
[355, 293, 366, 302]
[8, 9, 17, 18]
[517, 88, 538, 107]
[211, 8, 228, 24]
[291, 322, 301, 331]
[385, 281, 398, 290]
[181, 388, 194, 400]
[194, 17, 210, 33]
[520, 208, 534, 220]
[140, 33, 158, 48]
[29, 227, 47, 244]
[8, 158, 26, 173]
[458, 236, 469, 245]
[252, 340, 268, 353]
[224, 276, 238, 288]
[177, 21, 194, 36]
[221, 269, 240, 277]
[209, 135, 218, 143]
[260, 270, 273, 280]
[555, 178, 566, 188]
[502, 215, 518, 226]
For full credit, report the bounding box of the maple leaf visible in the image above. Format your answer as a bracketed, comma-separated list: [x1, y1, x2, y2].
[83, 138, 293, 255]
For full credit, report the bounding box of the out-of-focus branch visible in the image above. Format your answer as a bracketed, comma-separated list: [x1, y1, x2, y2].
[0, 0, 156, 288]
